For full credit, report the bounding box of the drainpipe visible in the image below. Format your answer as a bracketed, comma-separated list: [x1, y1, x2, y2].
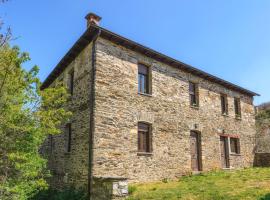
[88, 28, 101, 200]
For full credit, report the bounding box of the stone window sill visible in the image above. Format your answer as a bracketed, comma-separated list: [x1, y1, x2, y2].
[138, 92, 152, 97]
[235, 115, 242, 120]
[190, 105, 199, 110]
[223, 167, 234, 170]
[64, 152, 71, 156]
[137, 152, 153, 156]
[230, 153, 241, 156]
[222, 113, 229, 117]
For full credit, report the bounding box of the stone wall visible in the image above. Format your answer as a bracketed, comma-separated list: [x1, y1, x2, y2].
[43, 34, 257, 198]
[92, 37, 256, 183]
[92, 177, 128, 200]
[43, 41, 94, 190]
[254, 153, 270, 167]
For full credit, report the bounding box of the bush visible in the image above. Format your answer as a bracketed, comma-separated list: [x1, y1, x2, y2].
[128, 185, 137, 195]
[162, 178, 169, 183]
[29, 187, 87, 200]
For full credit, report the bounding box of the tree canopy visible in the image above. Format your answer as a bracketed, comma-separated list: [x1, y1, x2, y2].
[0, 45, 71, 199]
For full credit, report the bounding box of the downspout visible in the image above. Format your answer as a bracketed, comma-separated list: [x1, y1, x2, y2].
[88, 28, 101, 199]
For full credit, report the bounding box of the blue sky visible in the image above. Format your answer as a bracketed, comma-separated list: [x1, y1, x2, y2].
[1, 0, 269, 105]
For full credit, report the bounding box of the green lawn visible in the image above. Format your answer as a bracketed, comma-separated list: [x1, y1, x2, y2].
[127, 168, 270, 200]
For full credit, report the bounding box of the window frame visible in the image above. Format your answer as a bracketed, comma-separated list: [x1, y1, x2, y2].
[229, 137, 240, 154]
[65, 123, 72, 153]
[138, 63, 151, 95]
[220, 94, 228, 115]
[68, 70, 74, 96]
[137, 122, 152, 153]
[234, 97, 241, 118]
[189, 82, 199, 107]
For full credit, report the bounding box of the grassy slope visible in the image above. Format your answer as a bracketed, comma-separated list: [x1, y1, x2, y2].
[127, 168, 270, 200]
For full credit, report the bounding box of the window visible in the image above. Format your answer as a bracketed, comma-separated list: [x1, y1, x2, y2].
[234, 98, 241, 118]
[66, 123, 72, 153]
[138, 122, 152, 153]
[189, 82, 199, 107]
[49, 134, 53, 154]
[138, 64, 150, 94]
[230, 138, 240, 154]
[68, 70, 74, 95]
[221, 94, 228, 115]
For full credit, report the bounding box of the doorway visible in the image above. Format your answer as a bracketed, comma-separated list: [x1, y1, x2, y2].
[190, 131, 202, 171]
[220, 136, 230, 168]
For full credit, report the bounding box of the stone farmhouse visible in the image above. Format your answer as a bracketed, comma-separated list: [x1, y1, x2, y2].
[41, 13, 259, 199]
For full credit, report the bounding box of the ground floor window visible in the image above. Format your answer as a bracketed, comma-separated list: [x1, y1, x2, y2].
[230, 137, 240, 154]
[220, 135, 241, 168]
[138, 122, 152, 153]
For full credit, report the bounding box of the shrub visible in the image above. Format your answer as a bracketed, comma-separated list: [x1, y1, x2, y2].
[29, 187, 87, 200]
[128, 185, 137, 195]
[162, 178, 169, 183]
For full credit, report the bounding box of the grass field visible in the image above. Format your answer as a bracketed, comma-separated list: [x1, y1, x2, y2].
[127, 168, 270, 200]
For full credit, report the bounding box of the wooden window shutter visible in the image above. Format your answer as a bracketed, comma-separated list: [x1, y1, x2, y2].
[195, 84, 199, 106]
[230, 137, 240, 154]
[234, 98, 241, 118]
[138, 122, 152, 153]
[138, 64, 151, 94]
[189, 82, 199, 106]
[66, 123, 72, 153]
[221, 94, 228, 115]
[230, 138, 236, 153]
[68, 70, 74, 95]
[149, 125, 153, 152]
[237, 139, 241, 154]
[238, 99, 241, 117]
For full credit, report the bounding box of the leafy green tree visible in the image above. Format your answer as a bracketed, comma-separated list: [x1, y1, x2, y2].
[0, 0, 12, 48]
[256, 109, 270, 124]
[255, 108, 270, 153]
[0, 45, 71, 199]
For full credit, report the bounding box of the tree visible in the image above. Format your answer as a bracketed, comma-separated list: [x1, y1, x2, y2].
[0, 45, 71, 199]
[0, 0, 12, 47]
[255, 109, 270, 153]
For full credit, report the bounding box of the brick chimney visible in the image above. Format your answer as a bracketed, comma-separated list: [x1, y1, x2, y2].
[85, 13, 102, 27]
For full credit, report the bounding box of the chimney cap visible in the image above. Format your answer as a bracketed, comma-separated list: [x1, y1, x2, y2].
[85, 12, 102, 23]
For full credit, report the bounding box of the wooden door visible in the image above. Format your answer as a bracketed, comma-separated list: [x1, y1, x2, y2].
[190, 131, 201, 171]
[220, 136, 229, 168]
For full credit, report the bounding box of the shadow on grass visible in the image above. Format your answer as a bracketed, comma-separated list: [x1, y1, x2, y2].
[29, 187, 87, 200]
[260, 193, 270, 200]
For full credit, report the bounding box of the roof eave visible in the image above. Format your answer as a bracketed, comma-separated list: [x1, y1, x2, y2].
[41, 24, 259, 97]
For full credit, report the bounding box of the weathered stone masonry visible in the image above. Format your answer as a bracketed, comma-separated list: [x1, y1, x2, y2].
[41, 13, 258, 199]
[93, 37, 256, 183]
[43, 41, 94, 189]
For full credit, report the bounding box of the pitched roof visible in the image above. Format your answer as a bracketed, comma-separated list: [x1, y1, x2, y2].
[41, 24, 259, 97]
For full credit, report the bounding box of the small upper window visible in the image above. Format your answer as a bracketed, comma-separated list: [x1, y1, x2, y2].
[138, 122, 152, 153]
[68, 70, 74, 95]
[234, 98, 241, 118]
[138, 64, 150, 94]
[66, 123, 72, 153]
[189, 82, 199, 107]
[230, 138, 240, 154]
[221, 94, 228, 115]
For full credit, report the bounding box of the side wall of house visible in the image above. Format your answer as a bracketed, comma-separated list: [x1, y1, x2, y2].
[92, 37, 256, 183]
[42, 42, 93, 189]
